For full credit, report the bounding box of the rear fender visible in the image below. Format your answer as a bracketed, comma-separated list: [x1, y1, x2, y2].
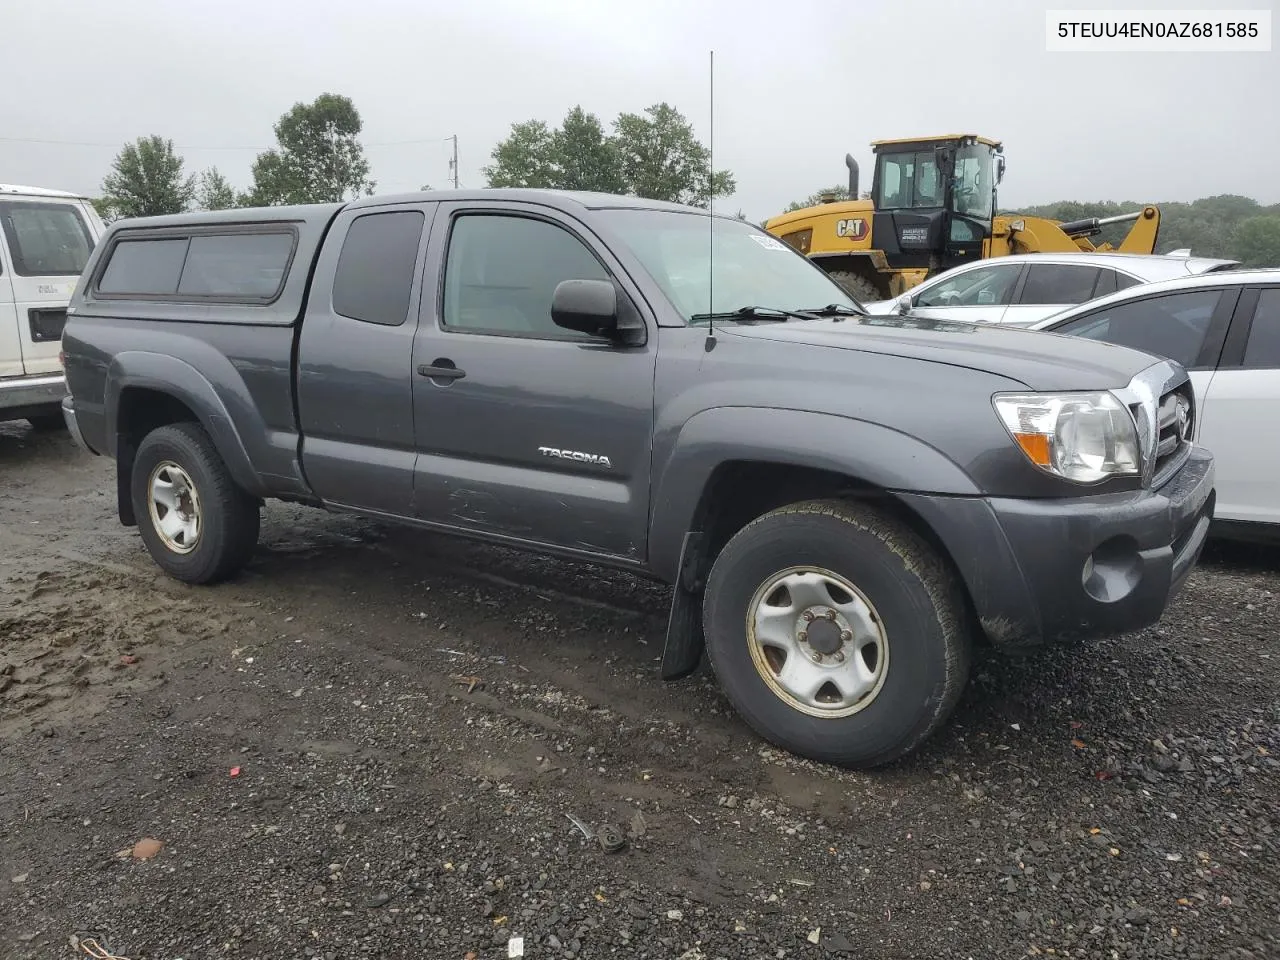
[106, 352, 265, 499]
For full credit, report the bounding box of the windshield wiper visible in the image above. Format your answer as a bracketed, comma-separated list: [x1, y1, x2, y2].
[796, 303, 869, 317]
[688, 305, 819, 324]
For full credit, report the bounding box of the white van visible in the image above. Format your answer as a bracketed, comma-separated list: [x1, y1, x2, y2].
[1, 183, 108, 428]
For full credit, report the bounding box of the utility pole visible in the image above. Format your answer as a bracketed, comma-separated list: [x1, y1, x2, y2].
[447, 135, 459, 189]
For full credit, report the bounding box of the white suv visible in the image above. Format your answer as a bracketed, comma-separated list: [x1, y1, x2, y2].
[1030, 268, 1280, 538]
[862, 251, 1239, 327]
[1, 183, 108, 428]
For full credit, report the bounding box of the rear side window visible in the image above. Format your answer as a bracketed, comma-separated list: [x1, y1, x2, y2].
[1019, 263, 1102, 305]
[95, 230, 295, 301]
[1115, 271, 1143, 291]
[1242, 288, 1280, 369]
[331, 211, 426, 326]
[1050, 290, 1221, 369]
[0, 201, 94, 277]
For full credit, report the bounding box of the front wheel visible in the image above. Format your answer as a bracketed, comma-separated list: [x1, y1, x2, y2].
[130, 421, 261, 584]
[702, 499, 971, 769]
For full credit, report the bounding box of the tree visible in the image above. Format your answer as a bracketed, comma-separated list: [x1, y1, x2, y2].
[612, 103, 735, 206]
[248, 93, 375, 205]
[1233, 215, 1280, 267]
[552, 107, 625, 193]
[483, 102, 734, 205]
[100, 135, 195, 218]
[786, 185, 853, 212]
[196, 167, 239, 211]
[482, 119, 559, 188]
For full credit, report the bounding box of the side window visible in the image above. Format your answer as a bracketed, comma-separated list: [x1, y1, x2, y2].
[0, 201, 94, 277]
[331, 210, 425, 327]
[1114, 271, 1143, 291]
[97, 238, 189, 295]
[914, 264, 1020, 308]
[1242, 288, 1280, 369]
[178, 232, 294, 299]
[1050, 290, 1222, 369]
[442, 214, 610, 337]
[1019, 263, 1102, 305]
[1092, 269, 1118, 297]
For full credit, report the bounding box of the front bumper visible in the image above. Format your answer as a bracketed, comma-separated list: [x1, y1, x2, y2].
[899, 445, 1215, 649]
[0, 372, 66, 419]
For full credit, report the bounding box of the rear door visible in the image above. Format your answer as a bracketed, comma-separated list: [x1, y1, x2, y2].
[0, 198, 96, 375]
[408, 200, 658, 561]
[908, 260, 1023, 324]
[1196, 285, 1280, 525]
[296, 201, 437, 516]
[1000, 261, 1107, 327]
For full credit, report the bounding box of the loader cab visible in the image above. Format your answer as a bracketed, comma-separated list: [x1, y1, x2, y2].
[870, 135, 1002, 273]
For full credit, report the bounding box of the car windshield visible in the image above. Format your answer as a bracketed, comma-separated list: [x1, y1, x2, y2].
[599, 208, 862, 322]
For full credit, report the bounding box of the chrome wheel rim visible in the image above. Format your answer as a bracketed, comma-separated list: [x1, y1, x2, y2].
[746, 566, 889, 718]
[147, 461, 202, 554]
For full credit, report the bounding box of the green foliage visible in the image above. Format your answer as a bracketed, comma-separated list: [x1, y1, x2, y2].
[1234, 215, 1280, 267]
[248, 93, 375, 205]
[196, 167, 240, 211]
[100, 135, 196, 219]
[484, 102, 734, 206]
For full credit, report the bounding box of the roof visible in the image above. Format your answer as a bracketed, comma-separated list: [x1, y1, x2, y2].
[1031, 267, 1280, 330]
[870, 134, 1003, 150]
[948, 250, 1240, 280]
[0, 183, 90, 200]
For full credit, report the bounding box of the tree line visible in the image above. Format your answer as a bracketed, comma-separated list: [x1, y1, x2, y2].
[92, 96, 736, 221]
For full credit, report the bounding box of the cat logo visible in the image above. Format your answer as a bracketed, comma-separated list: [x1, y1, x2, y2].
[538, 446, 613, 469]
[835, 218, 868, 240]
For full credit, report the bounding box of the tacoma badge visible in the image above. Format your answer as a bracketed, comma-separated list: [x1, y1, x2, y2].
[538, 446, 612, 468]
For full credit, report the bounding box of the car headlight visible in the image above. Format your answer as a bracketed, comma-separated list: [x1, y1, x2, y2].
[992, 391, 1141, 484]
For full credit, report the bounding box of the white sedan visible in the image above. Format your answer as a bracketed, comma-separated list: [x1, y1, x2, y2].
[863, 251, 1239, 326]
[1029, 267, 1280, 538]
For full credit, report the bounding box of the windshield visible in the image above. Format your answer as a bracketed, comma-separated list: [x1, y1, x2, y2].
[600, 209, 861, 322]
[952, 143, 995, 220]
[874, 151, 944, 210]
[0, 201, 94, 277]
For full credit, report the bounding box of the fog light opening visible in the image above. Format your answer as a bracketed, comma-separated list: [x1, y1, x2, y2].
[1082, 535, 1144, 604]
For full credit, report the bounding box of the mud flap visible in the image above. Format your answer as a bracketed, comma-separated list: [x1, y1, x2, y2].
[117, 435, 137, 527]
[660, 532, 706, 680]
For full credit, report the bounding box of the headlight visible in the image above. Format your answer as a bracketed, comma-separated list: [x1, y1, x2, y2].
[992, 391, 1141, 484]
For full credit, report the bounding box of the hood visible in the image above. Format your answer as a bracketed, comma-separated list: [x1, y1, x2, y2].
[717, 314, 1164, 392]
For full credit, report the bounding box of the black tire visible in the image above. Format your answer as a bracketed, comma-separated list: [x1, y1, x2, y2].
[130, 421, 260, 585]
[826, 270, 882, 303]
[702, 498, 971, 769]
[27, 412, 66, 431]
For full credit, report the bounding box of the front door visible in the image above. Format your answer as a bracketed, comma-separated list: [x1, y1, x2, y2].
[409, 202, 658, 562]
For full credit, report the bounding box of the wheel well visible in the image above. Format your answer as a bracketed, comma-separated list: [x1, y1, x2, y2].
[114, 388, 201, 526]
[685, 461, 983, 642]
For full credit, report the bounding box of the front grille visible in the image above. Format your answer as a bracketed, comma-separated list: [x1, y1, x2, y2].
[1153, 385, 1194, 484]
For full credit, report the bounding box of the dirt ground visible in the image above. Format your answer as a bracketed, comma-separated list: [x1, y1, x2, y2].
[1, 420, 1277, 960]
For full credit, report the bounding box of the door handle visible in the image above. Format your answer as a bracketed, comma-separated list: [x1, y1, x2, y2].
[417, 361, 466, 381]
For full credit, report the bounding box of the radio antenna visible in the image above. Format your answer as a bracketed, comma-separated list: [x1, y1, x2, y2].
[705, 49, 716, 350]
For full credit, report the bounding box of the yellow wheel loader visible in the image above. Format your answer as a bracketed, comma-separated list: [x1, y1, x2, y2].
[762, 134, 1161, 302]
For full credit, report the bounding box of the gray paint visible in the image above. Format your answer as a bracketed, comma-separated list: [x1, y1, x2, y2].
[62, 187, 1216, 649]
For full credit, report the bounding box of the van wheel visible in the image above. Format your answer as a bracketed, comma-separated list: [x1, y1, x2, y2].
[702, 499, 971, 769]
[130, 422, 260, 585]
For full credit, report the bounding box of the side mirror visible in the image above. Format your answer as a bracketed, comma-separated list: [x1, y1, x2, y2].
[551, 279, 618, 337]
[896, 294, 913, 315]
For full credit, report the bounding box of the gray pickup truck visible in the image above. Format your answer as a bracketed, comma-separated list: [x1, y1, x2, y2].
[60, 189, 1215, 769]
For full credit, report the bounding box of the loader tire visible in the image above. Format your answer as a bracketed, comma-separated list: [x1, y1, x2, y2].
[825, 270, 882, 304]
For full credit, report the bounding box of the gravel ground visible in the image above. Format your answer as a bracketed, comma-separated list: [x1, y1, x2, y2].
[1, 420, 1277, 960]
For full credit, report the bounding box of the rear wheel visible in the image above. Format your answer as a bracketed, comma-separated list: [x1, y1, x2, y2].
[130, 421, 260, 584]
[702, 499, 971, 768]
[825, 270, 882, 303]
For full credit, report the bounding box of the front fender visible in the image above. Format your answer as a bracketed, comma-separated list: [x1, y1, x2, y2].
[106, 352, 266, 497]
[647, 406, 981, 581]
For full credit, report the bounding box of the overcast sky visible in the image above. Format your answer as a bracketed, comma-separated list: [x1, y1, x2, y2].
[5, 0, 1277, 220]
